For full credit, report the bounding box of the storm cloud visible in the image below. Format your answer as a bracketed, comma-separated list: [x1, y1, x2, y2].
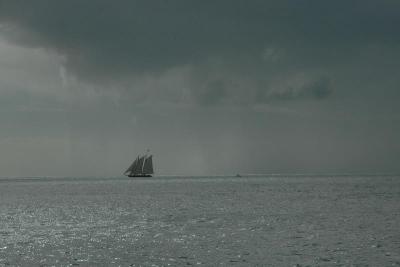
[1, 0, 399, 104]
[0, 1, 399, 176]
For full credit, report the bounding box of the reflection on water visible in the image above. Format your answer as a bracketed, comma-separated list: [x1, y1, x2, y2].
[0, 176, 399, 266]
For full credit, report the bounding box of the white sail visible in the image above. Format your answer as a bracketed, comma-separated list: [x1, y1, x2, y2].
[142, 155, 154, 174]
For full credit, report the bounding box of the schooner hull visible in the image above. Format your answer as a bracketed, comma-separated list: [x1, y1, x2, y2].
[127, 174, 152, 178]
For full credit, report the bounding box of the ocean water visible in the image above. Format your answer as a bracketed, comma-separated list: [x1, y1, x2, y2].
[0, 175, 399, 266]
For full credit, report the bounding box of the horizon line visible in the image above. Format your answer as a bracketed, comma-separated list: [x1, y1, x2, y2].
[1, 172, 399, 180]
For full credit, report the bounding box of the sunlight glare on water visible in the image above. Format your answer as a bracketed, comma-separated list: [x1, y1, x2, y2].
[0, 175, 399, 266]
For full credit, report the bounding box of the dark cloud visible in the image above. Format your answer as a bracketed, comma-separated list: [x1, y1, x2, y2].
[1, 1, 399, 111]
[0, 1, 399, 108]
[268, 77, 333, 101]
[1, 0, 399, 81]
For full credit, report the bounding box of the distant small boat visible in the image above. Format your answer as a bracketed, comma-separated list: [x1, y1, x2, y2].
[124, 153, 154, 177]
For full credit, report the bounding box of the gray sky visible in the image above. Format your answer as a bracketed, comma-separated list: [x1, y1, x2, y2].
[0, 0, 399, 176]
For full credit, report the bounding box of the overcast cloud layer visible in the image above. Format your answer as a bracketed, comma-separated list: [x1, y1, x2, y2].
[0, 1, 399, 176]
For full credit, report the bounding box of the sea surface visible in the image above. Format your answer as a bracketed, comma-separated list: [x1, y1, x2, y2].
[0, 175, 399, 266]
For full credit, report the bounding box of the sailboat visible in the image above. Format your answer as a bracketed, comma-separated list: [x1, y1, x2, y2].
[124, 154, 154, 177]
